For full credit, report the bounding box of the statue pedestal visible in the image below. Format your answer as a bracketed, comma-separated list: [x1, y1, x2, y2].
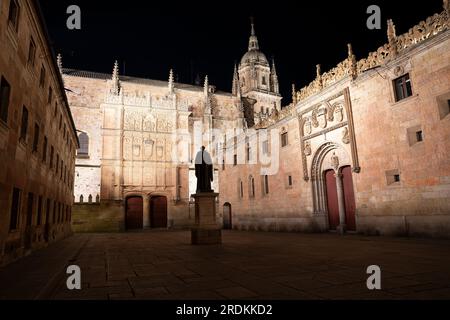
[191, 192, 222, 245]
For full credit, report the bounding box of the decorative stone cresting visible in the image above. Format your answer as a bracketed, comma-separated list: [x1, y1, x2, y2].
[256, 5, 449, 129]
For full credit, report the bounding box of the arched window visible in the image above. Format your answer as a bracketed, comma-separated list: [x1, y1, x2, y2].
[281, 127, 288, 148]
[249, 175, 255, 198]
[238, 180, 244, 198]
[263, 175, 270, 195]
[77, 132, 89, 156]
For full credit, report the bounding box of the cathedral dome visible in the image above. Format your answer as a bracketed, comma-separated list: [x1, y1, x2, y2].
[240, 50, 269, 67]
[239, 21, 269, 68]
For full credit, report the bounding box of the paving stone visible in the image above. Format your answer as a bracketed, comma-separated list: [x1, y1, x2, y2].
[215, 286, 259, 299]
[1, 231, 450, 300]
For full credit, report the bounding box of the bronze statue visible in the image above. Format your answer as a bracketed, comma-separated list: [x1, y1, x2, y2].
[195, 146, 213, 193]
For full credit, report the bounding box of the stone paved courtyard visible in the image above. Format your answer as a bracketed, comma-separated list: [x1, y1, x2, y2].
[1, 230, 450, 300]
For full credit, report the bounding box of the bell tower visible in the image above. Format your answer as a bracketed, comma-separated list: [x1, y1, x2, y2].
[232, 18, 282, 121]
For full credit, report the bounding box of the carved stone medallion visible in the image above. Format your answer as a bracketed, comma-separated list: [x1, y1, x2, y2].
[304, 141, 312, 156]
[342, 127, 350, 144]
[334, 105, 344, 122]
[304, 117, 312, 135]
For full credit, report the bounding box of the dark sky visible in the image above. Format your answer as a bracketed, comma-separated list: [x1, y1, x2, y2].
[39, 0, 444, 104]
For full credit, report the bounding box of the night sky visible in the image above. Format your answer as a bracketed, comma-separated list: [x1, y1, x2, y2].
[39, 0, 444, 104]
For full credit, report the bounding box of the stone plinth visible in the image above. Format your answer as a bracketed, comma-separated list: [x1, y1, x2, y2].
[191, 192, 222, 245]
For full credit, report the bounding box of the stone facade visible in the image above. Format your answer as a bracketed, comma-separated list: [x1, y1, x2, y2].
[65, 3, 449, 239]
[0, 0, 78, 266]
[219, 5, 450, 238]
[64, 67, 244, 232]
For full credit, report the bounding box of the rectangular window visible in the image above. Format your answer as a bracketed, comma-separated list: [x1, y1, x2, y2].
[37, 196, 43, 226]
[20, 106, 28, 141]
[42, 136, 48, 162]
[233, 154, 237, 166]
[32, 123, 40, 152]
[288, 175, 293, 186]
[394, 73, 413, 102]
[39, 66, 46, 88]
[281, 132, 288, 147]
[8, 0, 20, 31]
[52, 201, 56, 224]
[56, 154, 59, 173]
[9, 188, 21, 231]
[407, 125, 423, 146]
[26, 193, 34, 227]
[28, 37, 36, 66]
[416, 131, 423, 142]
[386, 169, 401, 186]
[46, 199, 50, 225]
[0, 76, 11, 124]
[48, 87, 52, 104]
[50, 146, 54, 168]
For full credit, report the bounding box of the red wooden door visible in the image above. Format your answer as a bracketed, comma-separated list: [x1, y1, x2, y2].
[126, 197, 143, 230]
[342, 166, 356, 231]
[325, 170, 340, 230]
[150, 196, 167, 228]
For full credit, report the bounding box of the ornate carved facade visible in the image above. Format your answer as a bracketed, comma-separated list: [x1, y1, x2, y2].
[65, 3, 450, 238]
[64, 64, 244, 231]
[219, 4, 450, 238]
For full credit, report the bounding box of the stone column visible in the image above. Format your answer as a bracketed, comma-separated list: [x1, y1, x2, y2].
[143, 196, 150, 228]
[335, 172, 347, 235]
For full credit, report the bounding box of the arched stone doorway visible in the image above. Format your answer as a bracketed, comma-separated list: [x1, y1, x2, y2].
[126, 196, 143, 230]
[311, 142, 356, 233]
[223, 203, 232, 230]
[150, 196, 167, 228]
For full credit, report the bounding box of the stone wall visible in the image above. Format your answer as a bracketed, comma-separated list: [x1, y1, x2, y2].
[63, 69, 244, 231]
[0, 0, 77, 266]
[219, 22, 450, 238]
[350, 30, 450, 238]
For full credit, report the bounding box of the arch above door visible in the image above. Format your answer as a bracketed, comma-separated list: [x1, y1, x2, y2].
[310, 142, 356, 233]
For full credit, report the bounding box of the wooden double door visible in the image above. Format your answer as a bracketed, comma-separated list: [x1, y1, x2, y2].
[324, 166, 356, 231]
[126, 196, 168, 230]
[150, 196, 167, 228]
[126, 196, 143, 230]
